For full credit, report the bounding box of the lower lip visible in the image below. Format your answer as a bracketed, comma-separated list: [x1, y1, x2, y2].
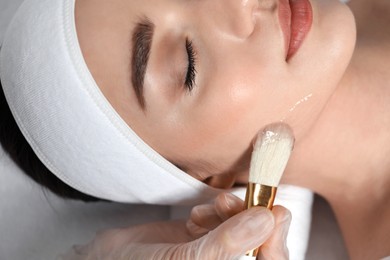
[279, 0, 313, 60]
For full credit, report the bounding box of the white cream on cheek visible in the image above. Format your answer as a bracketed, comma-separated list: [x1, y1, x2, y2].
[280, 93, 314, 122]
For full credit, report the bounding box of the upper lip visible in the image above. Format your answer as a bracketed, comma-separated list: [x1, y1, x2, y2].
[279, 0, 313, 60]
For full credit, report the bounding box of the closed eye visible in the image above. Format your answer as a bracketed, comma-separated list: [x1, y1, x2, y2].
[184, 39, 197, 92]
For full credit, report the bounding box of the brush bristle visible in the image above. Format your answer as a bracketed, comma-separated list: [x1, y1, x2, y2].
[249, 123, 295, 187]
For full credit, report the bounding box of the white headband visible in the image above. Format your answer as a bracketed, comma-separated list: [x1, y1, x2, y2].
[0, 0, 223, 205]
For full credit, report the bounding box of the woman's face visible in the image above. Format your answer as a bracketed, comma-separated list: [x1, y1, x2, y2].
[75, 0, 355, 187]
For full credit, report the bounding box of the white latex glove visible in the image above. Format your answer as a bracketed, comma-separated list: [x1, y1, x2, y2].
[188, 192, 291, 259]
[60, 193, 290, 260]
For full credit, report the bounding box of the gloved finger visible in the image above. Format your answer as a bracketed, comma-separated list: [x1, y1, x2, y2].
[189, 192, 244, 235]
[259, 206, 291, 260]
[186, 219, 210, 238]
[214, 192, 244, 221]
[190, 204, 222, 230]
[188, 207, 275, 259]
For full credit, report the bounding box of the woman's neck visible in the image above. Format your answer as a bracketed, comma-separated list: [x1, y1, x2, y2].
[288, 51, 390, 260]
[285, 1, 390, 258]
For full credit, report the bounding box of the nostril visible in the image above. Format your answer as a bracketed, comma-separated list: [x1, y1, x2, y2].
[213, 0, 259, 39]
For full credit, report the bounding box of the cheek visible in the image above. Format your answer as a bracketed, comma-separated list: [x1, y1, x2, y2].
[172, 70, 291, 165]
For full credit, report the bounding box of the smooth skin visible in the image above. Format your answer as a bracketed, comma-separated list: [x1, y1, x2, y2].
[75, 0, 390, 258]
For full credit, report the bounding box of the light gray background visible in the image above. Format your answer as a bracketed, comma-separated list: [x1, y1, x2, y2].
[0, 0, 348, 259]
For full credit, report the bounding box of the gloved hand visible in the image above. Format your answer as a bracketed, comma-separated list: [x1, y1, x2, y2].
[60, 193, 290, 260]
[188, 192, 291, 259]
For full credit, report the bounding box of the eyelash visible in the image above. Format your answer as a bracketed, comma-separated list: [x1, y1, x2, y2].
[185, 39, 197, 92]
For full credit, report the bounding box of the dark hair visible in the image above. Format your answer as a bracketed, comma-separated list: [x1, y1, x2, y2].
[0, 78, 100, 202]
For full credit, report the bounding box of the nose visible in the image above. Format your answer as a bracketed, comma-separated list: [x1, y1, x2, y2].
[209, 0, 259, 39]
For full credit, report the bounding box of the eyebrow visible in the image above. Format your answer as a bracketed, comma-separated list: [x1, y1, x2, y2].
[131, 18, 155, 109]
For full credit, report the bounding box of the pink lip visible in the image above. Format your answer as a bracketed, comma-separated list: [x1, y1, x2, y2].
[279, 0, 313, 60]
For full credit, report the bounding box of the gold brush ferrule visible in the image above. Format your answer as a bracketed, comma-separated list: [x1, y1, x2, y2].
[244, 183, 277, 258]
[244, 183, 277, 210]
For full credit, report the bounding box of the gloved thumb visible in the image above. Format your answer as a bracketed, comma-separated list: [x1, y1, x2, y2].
[182, 207, 275, 259]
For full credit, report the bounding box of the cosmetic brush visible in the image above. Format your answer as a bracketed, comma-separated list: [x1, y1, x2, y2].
[240, 123, 295, 259]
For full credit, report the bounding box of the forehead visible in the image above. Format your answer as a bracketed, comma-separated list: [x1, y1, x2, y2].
[75, 0, 144, 120]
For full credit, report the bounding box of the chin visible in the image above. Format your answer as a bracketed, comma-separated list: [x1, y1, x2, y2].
[285, 0, 356, 141]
